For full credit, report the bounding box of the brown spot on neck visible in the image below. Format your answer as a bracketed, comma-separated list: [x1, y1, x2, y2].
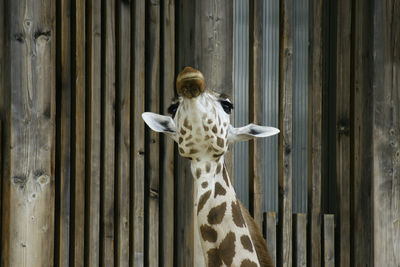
[201, 181, 208, 188]
[207, 248, 222, 267]
[183, 117, 192, 130]
[231, 200, 246, 228]
[200, 224, 218, 243]
[206, 162, 211, 173]
[219, 232, 236, 266]
[240, 259, 258, 267]
[216, 163, 222, 174]
[198, 190, 211, 215]
[196, 168, 202, 179]
[214, 182, 227, 197]
[240, 235, 254, 252]
[222, 166, 230, 187]
[207, 202, 226, 225]
[212, 125, 218, 133]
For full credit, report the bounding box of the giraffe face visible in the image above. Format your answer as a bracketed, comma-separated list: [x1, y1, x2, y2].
[142, 67, 280, 161]
[171, 88, 233, 160]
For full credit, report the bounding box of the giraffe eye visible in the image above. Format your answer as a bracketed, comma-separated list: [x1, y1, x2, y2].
[219, 100, 233, 114]
[167, 102, 179, 118]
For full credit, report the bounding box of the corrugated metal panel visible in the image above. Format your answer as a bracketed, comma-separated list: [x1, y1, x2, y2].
[262, 0, 280, 212]
[293, 0, 309, 213]
[233, 0, 250, 208]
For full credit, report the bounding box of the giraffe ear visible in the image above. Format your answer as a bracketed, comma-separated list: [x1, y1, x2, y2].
[142, 112, 178, 141]
[227, 124, 280, 144]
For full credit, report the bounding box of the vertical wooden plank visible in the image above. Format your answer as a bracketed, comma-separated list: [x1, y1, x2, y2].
[175, 0, 195, 265]
[372, 0, 400, 266]
[293, 214, 307, 267]
[101, 0, 116, 265]
[132, 0, 145, 265]
[352, 0, 373, 266]
[72, 0, 86, 265]
[324, 214, 335, 267]
[55, 0, 72, 265]
[86, 0, 101, 266]
[264, 212, 277, 266]
[307, 0, 323, 266]
[160, 0, 175, 266]
[1, 1, 56, 266]
[115, 1, 131, 266]
[278, 0, 293, 266]
[336, 0, 351, 266]
[145, 0, 160, 266]
[249, 0, 264, 229]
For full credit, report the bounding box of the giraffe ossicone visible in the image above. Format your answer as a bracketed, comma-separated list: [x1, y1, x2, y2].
[142, 66, 278, 267]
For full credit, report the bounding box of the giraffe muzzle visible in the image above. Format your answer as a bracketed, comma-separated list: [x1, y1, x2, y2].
[176, 67, 206, 99]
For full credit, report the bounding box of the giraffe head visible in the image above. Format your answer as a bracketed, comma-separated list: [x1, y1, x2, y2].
[142, 67, 279, 161]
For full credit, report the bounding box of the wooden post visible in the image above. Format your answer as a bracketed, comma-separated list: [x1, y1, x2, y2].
[132, 0, 146, 265]
[145, 0, 161, 266]
[55, 0, 72, 265]
[116, 0, 131, 266]
[161, 0, 175, 266]
[307, 0, 323, 266]
[372, 0, 400, 266]
[85, 0, 101, 265]
[336, 0, 351, 266]
[0, 1, 56, 266]
[101, 0, 116, 265]
[324, 214, 335, 267]
[278, 0, 293, 266]
[249, 0, 264, 229]
[352, 0, 373, 265]
[264, 212, 277, 266]
[72, 0, 86, 265]
[293, 214, 307, 267]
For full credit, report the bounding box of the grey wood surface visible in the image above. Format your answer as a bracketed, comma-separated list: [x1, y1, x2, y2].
[264, 212, 277, 266]
[324, 214, 335, 267]
[86, 0, 101, 265]
[278, 0, 293, 266]
[307, 0, 323, 266]
[293, 214, 307, 267]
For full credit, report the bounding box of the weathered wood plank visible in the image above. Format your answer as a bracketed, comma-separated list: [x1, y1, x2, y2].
[264, 212, 277, 266]
[115, 1, 131, 266]
[324, 214, 335, 267]
[85, 0, 101, 266]
[372, 0, 400, 266]
[72, 0, 86, 265]
[336, 0, 351, 266]
[175, 0, 195, 265]
[1, 1, 56, 266]
[132, 0, 146, 265]
[278, 0, 293, 266]
[293, 214, 307, 267]
[352, 0, 373, 266]
[160, 0, 175, 266]
[145, 0, 160, 266]
[249, 0, 264, 229]
[307, 0, 323, 266]
[101, 0, 116, 265]
[55, 0, 72, 265]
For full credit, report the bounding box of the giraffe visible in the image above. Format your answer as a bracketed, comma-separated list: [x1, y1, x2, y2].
[142, 67, 279, 267]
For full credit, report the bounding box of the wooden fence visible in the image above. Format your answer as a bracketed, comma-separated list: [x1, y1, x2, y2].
[0, 0, 399, 267]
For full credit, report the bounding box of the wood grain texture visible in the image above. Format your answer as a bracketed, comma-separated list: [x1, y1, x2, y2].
[336, 0, 351, 266]
[264, 212, 277, 266]
[160, 0, 175, 266]
[115, 1, 131, 266]
[324, 214, 335, 267]
[55, 0, 72, 265]
[352, 0, 373, 266]
[72, 0, 86, 265]
[85, 0, 101, 266]
[101, 0, 115, 265]
[293, 214, 307, 267]
[372, 0, 400, 266]
[249, 0, 264, 229]
[132, 0, 146, 265]
[307, 0, 323, 266]
[278, 0, 293, 266]
[1, 1, 56, 266]
[145, 0, 161, 266]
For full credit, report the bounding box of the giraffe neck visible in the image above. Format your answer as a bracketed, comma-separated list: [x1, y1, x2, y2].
[191, 157, 261, 267]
